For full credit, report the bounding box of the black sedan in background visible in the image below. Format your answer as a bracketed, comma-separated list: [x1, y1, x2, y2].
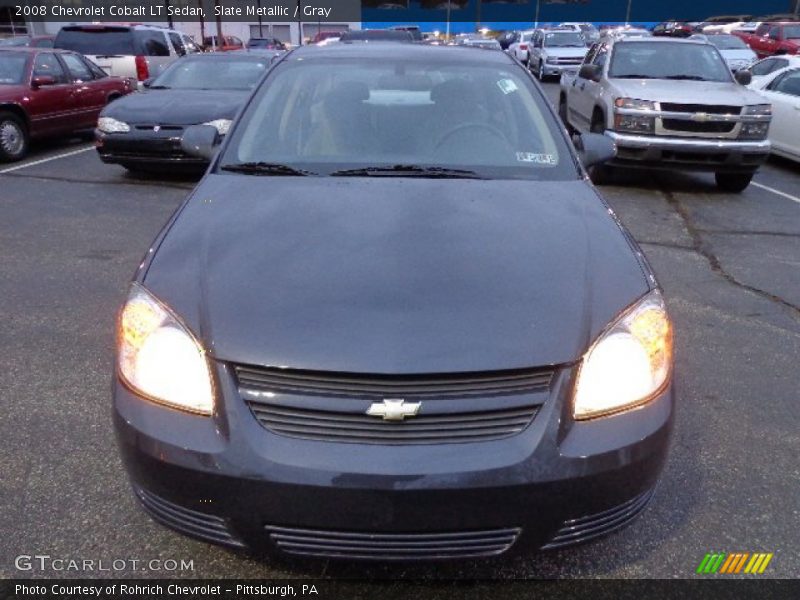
[95, 54, 268, 173]
[115, 43, 674, 560]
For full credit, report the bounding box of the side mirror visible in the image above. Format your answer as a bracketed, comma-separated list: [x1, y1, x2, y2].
[142, 78, 154, 88]
[574, 132, 616, 168]
[31, 75, 56, 88]
[735, 70, 752, 85]
[578, 63, 602, 82]
[180, 124, 221, 160]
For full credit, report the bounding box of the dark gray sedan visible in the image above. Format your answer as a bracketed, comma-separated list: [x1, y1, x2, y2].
[114, 42, 675, 560]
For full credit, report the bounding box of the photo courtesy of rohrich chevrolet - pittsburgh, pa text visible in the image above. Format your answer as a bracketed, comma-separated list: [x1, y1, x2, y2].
[0, 0, 798, 598]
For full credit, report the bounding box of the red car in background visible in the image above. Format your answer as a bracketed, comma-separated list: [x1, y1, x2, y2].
[0, 35, 55, 48]
[0, 47, 135, 161]
[736, 22, 800, 58]
[202, 35, 245, 52]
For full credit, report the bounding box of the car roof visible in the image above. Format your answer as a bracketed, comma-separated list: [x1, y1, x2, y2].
[289, 41, 514, 64]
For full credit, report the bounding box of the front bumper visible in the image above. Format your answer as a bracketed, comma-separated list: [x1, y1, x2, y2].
[541, 62, 581, 77]
[606, 131, 770, 173]
[95, 129, 207, 167]
[114, 362, 674, 560]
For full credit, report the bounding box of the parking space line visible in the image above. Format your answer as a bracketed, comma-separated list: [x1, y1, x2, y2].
[752, 181, 800, 206]
[0, 146, 94, 175]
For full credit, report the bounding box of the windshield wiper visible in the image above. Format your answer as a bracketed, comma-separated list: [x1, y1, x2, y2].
[220, 162, 318, 176]
[330, 165, 486, 179]
[614, 74, 655, 79]
[663, 75, 709, 81]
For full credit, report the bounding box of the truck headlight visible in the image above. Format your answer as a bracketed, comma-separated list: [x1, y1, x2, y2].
[614, 98, 656, 111]
[574, 289, 673, 420]
[97, 117, 130, 133]
[613, 98, 656, 133]
[117, 284, 214, 415]
[739, 122, 770, 140]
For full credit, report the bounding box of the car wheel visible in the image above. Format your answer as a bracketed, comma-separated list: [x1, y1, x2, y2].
[715, 172, 753, 193]
[0, 111, 29, 162]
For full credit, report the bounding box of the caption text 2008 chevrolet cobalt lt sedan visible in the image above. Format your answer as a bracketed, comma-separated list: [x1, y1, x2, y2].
[114, 42, 674, 560]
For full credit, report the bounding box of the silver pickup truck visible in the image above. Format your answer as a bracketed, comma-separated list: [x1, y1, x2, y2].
[559, 37, 772, 192]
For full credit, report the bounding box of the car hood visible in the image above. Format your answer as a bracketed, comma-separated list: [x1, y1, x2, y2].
[610, 78, 764, 105]
[718, 49, 757, 62]
[142, 177, 650, 373]
[101, 88, 249, 125]
[544, 47, 589, 58]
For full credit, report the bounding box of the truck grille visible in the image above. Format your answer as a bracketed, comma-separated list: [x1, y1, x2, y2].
[660, 103, 741, 115]
[662, 120, 736, 134]
[265, 524, 521, 560]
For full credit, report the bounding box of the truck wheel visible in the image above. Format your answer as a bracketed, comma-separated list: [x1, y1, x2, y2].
[0, 111, 29, 162]
[715, 172, 753, 193]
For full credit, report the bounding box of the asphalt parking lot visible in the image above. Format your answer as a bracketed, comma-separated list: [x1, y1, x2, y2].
[1, 81, 799, 580]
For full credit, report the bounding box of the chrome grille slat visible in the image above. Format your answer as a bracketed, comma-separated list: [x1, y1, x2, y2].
[266, 525, 521, 560]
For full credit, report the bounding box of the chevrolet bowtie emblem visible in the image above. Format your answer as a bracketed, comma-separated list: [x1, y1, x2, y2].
[692, 113, 710, 122]
[366, 399, 421, 421]
[153, 125, 161, 132]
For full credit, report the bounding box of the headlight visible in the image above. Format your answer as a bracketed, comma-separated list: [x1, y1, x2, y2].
[614, 97, 656, 111]
[574, 289, 673, 420]
[743, 104, 772, 116]
[614, 113, 655, 133]
[739, 121, 770, 140]
[97, 117, 130, 133]
[203, 118, 232, 135]
[117, 284, 214, 415]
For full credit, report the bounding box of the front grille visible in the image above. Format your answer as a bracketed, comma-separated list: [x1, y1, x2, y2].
[662, 119, 736, 134]
[541, 489, 654, 550]
[134, 487, 245, 549]
[265, 525, 521, 560]
[133, 124, 185, 132]
[660, 103, 741, 115]
[105, 138, 185, 158]
[555, 57, 583, 65]
[234, 365, 554, 399]
[245, 401, 540, 444]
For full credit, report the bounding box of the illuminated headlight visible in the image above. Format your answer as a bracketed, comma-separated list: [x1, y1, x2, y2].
[743, 104, 772, 116]
[203, 118, 232, 135]
[614, 97, 656, 111]
[574, 289, 673, 420]
[97, 117, 130, 133]
[118, 284, 214, 415]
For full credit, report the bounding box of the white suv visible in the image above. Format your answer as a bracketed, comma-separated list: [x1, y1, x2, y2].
[529, 29, 589, 80]
[55, 25, 200, 86]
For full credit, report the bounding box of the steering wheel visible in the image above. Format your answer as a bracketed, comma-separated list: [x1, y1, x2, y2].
[434, 122, 510, 151]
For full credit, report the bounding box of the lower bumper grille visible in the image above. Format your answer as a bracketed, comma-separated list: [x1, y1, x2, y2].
[541, 488, 654, 550]
[134, 487, 244, 549]
[265, 525, 521, 560]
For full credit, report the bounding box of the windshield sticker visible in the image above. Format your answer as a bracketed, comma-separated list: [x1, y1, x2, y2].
[497, 79, 519, 95]
[516, 152, 557, 165]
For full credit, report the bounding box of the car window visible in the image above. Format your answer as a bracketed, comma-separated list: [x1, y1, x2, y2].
[592, 45, 608, 68]
[34, 38, 54, 48]
[0, 52, 29, 84]
[221, 58, 574, 180]
[82, 56, 108, 79]
[755, 24, 771, 36]
[137, 31, 171, 57]
[707, 35, 748, 50]
[751, 58, 777, 75]
[769, 69, 800, 96]
[168, 32, 186, 56]
[61, 53, 93, 81]
[609, 42, 732, 82]
[783, 25, 800, 39]
[151, 57, 268, 90]
[33, 52, 69, 84]
[55, 27, 136, 55]
[183, 36, 201, 54]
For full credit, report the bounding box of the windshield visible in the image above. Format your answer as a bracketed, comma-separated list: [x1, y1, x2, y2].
[0, 37, 30, 47]
[0, 53, 28, 84]
[151, 57, 268, 90]
[544, 32, 585, 47]
[707, 35, 748, 49]
[55, 28, 135, 55]
[219, 58, 572, 180]
[609, 42, 733, 82]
